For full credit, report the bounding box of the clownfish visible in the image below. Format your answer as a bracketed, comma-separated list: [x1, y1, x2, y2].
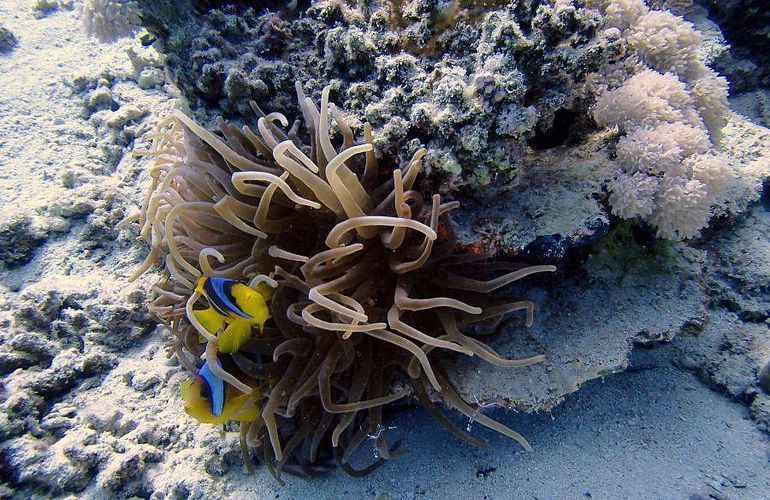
[180, 360, 260, 424]
[192, 277, 271, 354]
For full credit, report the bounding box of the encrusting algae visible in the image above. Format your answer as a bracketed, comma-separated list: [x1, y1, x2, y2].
[124, 82, 555, 479]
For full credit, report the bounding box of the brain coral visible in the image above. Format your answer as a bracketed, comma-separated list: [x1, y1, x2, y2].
[127, 83, 555, 477]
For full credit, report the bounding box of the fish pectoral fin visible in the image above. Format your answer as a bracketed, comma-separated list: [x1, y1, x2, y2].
[193, 307, 226, 334]
[224, 394, 260, 422]
[231, 283, 271, 324]
[217, 319, 253, 354]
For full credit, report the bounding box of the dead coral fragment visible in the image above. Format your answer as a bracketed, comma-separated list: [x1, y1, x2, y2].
[130, 83, 554, 477]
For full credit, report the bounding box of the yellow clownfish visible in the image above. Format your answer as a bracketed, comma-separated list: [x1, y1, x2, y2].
[192, 277, 271, 354]
[180, 360, 260, 424]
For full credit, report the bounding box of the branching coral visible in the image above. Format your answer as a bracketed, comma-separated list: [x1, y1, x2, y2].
[127, 83, 555, 478]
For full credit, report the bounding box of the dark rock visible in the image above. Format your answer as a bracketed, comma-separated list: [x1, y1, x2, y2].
[0, 351, 38, 376]
[25, 350, 116, 401]
[86, 303, 157, 351]
[0, 26, 17, 53]
[97, 446, 163, 492]
[8, 333, 57, 362]
[0, 216, 47, 269]
[699, 0, 770, 91]
[0, 433, 103, 493]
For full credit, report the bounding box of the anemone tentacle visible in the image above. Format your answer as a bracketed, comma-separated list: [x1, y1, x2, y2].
[130, 82, 555, 478]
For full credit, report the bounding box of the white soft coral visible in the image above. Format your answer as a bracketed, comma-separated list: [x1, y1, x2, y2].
[649, 175, 710, 239]
[592, 70, 704, 132]
[627, 10, 703, 80]
[592, 68, 731, 239]
[81, 0, 140, 42]
[608, 172, 659, 219]
[616, 123, 709, 176]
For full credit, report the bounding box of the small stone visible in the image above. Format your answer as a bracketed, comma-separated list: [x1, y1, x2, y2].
[33, 0, 60, 17]
[678, 355, 700, 370]
[84, 408, 136, 437]
[0, 215, 48, 269]
[0, 26, 18, 52]
[69, 74, 90, 92]
[104, 105, 147, 129]
[130, 372, 160, 392]
[97, 446, 163, 492]
[87, 87, 117, 112]
[137, 68, 165, 89]
[750, 394, 770, 433]
[724, 474, 747, 489]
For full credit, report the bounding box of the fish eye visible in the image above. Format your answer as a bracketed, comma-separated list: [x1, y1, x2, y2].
[199, 380, 211, 401]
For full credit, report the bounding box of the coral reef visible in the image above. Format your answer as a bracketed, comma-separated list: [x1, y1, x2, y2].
[133, 0, 747, 244]
[136, 0, 609, 190]
[129, 83, 557, 476]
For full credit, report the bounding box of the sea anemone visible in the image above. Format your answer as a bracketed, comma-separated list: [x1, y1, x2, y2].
[126, 82, 555, 479]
